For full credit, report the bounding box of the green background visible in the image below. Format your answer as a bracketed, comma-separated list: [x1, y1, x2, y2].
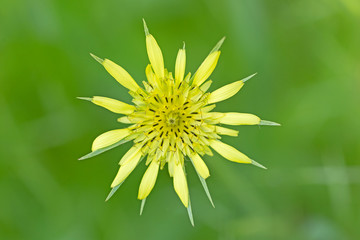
[1, 0, 360, 239]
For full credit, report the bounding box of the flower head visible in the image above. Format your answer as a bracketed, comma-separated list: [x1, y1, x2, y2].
[79, 20, 279, 225]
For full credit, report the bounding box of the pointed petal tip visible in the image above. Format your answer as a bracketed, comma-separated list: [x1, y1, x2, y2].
[187, 200, 195, 227]
[251, 159, 267, 169]
[182, 41, 186, 49]
[209, 196, 215, 208]
[90, 53, 104, 64]
[142, 18, 149, 35]
[210, 36, 226, 53]
[260, 120, 281, 126]
[105, 190, 113, 202]
[76, 97, 92, 102]
[192, 161, 215, 208]
[105, 184, 122, 202]
[78, 155, 87, 160]
[218, 36, 226, 46]
[139, 198, 146, 215]
[242, 73, 257, 83]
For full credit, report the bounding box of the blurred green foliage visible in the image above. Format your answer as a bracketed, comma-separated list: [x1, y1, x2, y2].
[1, 0, 360, 239]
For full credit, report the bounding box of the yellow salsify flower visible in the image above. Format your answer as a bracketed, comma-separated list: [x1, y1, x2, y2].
[78, 19, 280, 226]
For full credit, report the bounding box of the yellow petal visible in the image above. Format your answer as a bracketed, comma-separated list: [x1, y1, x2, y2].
[200, 80, 212, 92]
[193, 51, 221, 86]
[210, 140, 251, 163]
[173, 163, 189, 207]
[201, 104, 216, 113]
[92, 96, 135, 114]
[111, 150, 142, 188]
[207, 80, 244, 104]
[119, 144, 142, 165]
[167, 152, 174, 177]
[138, 160, 160, 199]
[145, 64, 157, 87]
[207, 73, 257, 104]
[117, 116, 132, 124]
[175, 44, 186, 83]
[202, 112, 225, 120]
[143, 20, 164, 79]
[101, 58, 140, 92]
[220, 113, 261, 125]
[146, 35, 165, 79]
[190, 153, 210, 179]
[92, 129, 130, 151]
[215, 126, 239, 136]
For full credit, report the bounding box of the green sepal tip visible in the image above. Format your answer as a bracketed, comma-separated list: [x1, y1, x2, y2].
[242, 73, 257, 83]
[76, 97, 92, 102]
[142, 18, 150, 36]
[187, 198, 195, 227]
[210, 36, 226, 54]
[251, 159, 267, 169]
[105, 182, 123, 201]
[189, 157, 215, 208]
[140, 198, 146, 215]
[259, 120, 281, 126]
[90, 53, 104, 64]
[78, 138, 130, 160]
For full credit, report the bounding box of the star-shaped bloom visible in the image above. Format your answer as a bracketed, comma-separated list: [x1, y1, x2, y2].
[79, 20, 279, 225]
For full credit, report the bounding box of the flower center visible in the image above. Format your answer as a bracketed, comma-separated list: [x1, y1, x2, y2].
[166, 111, 180, 126]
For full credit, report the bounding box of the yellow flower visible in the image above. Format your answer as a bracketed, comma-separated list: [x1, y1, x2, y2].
[79, 19, 280, 226]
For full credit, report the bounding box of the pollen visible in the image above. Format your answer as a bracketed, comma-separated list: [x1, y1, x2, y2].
[78, 19, 280, 226]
